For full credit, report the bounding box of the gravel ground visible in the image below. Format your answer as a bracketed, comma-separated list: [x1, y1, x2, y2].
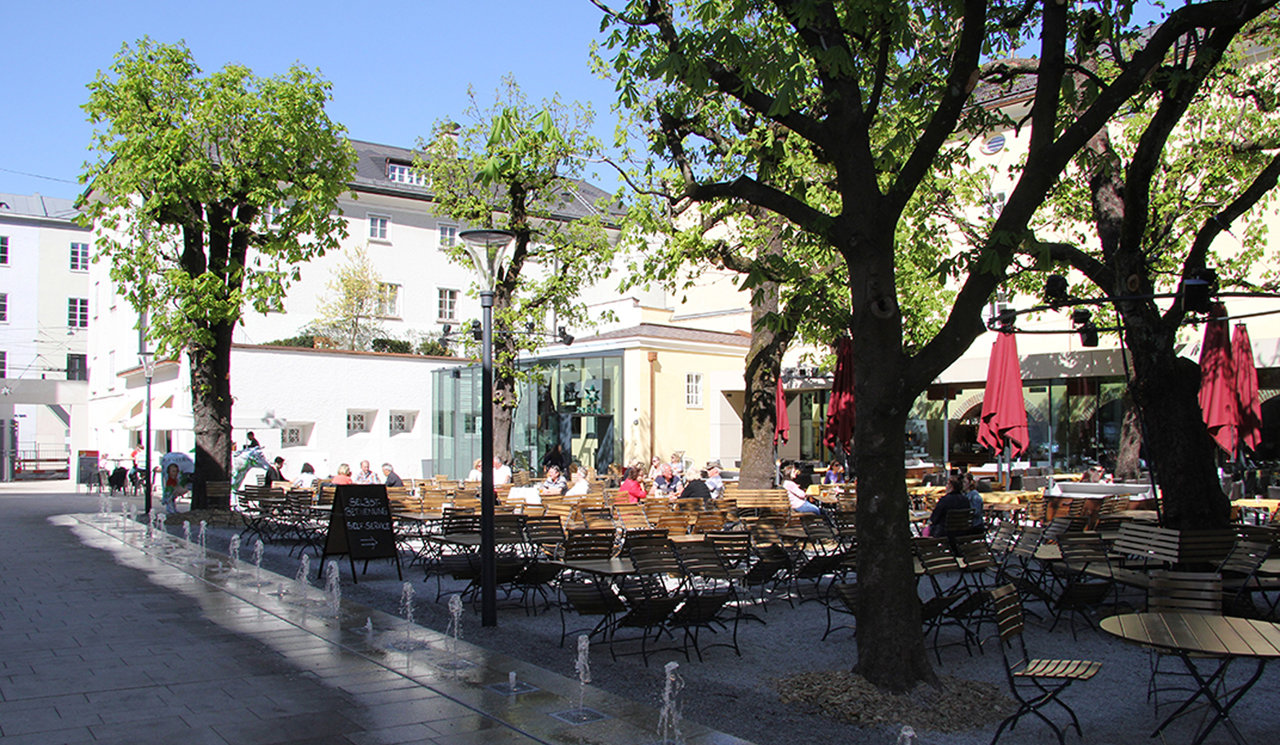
[174, 516, 1280, 745]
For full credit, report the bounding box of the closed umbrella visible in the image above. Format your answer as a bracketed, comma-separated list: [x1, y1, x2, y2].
[1198, 306, 1236, 454]
[978, 331, 1028, 458]
[774, 375, 790, 446]
[1233, 323, 1262, 453]
[824, 336, 855, 453]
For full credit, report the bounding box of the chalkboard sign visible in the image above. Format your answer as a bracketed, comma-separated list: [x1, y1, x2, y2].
[321, 484, 402, 582]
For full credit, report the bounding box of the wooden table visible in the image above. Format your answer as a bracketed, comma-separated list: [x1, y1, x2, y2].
[1100, 612, 1280, 745]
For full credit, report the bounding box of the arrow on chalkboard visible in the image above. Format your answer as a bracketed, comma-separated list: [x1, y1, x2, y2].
[359, 536, 379, 549]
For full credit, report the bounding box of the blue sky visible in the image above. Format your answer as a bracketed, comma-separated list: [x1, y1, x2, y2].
[0, 0, 622, 200]
[2, 1, 1175, 203]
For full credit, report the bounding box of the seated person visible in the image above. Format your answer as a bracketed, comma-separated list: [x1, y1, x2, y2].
[964, 473, 984, 530]
[782, 464, 821, 515]
[465, 458, 484, 482]
[680, 471, 714, 506]
[653, 463, 683, 497]
[705, 465, 725, 500]
[928, 474, 972, 537]
[565, 464, 590, 497]
[618, 465, 647, 504]
[539, 465, 567, 496]
[823, 460, 845, 484]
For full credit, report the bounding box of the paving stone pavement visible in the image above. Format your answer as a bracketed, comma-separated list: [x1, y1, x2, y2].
[0, 485, 748, 745]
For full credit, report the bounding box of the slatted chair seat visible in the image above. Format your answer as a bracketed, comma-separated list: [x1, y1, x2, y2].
[989, 584, 1101, 745]
[558, 580, 627, 647]
[822, 581, 858, 640]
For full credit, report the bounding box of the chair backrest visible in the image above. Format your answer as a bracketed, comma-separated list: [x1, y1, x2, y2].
[563, 528, 616, 560]
[622, 528, 671, 557]
[706, 530, 752, 567]
[989, 583, 1026, 645]
[1058, 532, 1111, 573]
[1218, 539, 1270, 578]
[1146, 570, 1223, 614]
[913, 537, 961, 575]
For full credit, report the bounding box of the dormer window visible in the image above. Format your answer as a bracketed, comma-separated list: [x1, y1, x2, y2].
[386, 161, 426, 186]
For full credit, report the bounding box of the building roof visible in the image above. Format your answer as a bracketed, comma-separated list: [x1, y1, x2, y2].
[347, 139, 621, 224]
[0, 193, 81, 222]
[583, 322, 752, 347]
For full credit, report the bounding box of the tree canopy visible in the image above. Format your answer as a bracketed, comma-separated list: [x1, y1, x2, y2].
[592, 0, 1279, 691]
[78, 38, 356, 497]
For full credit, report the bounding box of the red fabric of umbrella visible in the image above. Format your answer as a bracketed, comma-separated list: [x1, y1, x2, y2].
[824, 336, 855, 452]
[774, 375, 790, 446]
[1198, 308, 1237, 454]
[977, 331, 1028, 457]
[1233, 323, 1262, 452]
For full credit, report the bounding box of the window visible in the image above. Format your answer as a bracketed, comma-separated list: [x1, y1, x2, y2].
[437, 288, 458, 322]
[346, 409, 374, 435]
[377, 283, 401, 318]
[0, 293, 7, 323]
[386, 162, 427, 186]
[0, 236, 8, 265]
[283, 423, 312, 447]
[438, 224, 457, 247]
[68, 298, 89, 328]
[0, 351, 5, 378]
[389, 410, 417, 435]
[70, 242, 89, 271]
[685, 372, 703, 408]
[66, 354, 88, 381]
[368, 214, 389, 241]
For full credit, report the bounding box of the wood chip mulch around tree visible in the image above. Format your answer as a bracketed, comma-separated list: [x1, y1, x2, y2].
[775, 670, 1015, 733]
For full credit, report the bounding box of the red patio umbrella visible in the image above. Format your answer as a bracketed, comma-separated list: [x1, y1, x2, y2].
[1198, 306, 1237, 454]
[774, 375, 790, 446]
[1233, 323, 1262, 453]
[977, 331, 1028, 457]
[824, 336, 855, 453]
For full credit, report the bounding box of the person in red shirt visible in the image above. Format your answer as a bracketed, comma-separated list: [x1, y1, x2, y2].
[618, 465, 647, 504]
[331, 463, 354, 485]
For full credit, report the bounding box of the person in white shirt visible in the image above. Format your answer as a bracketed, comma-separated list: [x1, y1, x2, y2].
[492, 457, 513, 485]
[565, 465, 590, 497]
[466, 458, 484, 482]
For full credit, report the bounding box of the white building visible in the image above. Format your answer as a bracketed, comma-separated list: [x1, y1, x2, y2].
[0, 193, 90, 479]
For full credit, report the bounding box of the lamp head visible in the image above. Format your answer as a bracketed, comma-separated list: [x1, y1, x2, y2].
[1044, 274, 1070, 306]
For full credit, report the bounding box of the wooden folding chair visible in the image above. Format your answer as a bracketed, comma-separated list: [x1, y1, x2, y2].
[989, 584, 1101, 745]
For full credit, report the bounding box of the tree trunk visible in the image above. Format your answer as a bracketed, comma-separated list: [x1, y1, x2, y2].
[1114, 388, 1143, 481]
[1122, 315, 1229, 528]
[850, 244, 935, 691]
[188, 320, 233, 509]
[739, 279, 791, 489]
[852, 343, 935, 690]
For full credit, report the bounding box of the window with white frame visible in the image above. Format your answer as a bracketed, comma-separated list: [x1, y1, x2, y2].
[282, 423, 312, 447]
[68, 298, 89, 328]
[685, 372, 703, 408]
[437, 288, 458, 322]
[389, 410, 417, 435]
[438, 224, 457, 247]
[386, 162, 427, 186]
[377, 283, 401, 318]
[0, 293, 7, 323]
[0, 236, 8, 265]
[346, 409, 374, 435]
[0, 351, 5, 378]
[368, 214, 389, 241]
[70, 242, 89, 271]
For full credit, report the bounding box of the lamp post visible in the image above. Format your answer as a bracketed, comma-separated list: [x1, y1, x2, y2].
[139, 351, 156, 514]
[459, 228, 514, 628]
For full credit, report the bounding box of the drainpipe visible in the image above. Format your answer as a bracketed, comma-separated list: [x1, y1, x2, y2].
[648, 351, 658, 461]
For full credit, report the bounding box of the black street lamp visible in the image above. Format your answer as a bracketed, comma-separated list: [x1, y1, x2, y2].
[139, 351, 156, 514]
[458, 228, 514, 628]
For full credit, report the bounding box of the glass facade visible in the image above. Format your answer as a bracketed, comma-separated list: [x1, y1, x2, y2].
[909, 376, 1127, 470]
[432, 353, 624, 479]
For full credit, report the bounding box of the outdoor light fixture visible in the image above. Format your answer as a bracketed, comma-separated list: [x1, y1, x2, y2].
[1182, 268, 1218, 314]
[470, 320, 483, 341]
[1044, 274, 1070, 306]
[458, 228, 516, 629]
[1070, 309, 1098, 347]
[995, 308, 1017, 331]
[558, 326, 574, 346]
